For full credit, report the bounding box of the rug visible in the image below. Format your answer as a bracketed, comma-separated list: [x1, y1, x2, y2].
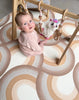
[0, 11, 79, 100]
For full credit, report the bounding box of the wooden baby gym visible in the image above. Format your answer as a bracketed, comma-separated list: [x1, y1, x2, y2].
[12, 0, 79, 64]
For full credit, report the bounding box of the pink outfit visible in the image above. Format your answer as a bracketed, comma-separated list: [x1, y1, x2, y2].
[18, 30, 45, 56]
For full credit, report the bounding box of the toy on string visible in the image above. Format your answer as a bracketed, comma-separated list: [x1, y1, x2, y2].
[36, 0, 59, 40]
[17, 0, 26, 13]
[17, 0, 29, 14]
[45, 18, 60, 39]
[36, 0, 56, 39]
[34, 0, 49, 22]
[54, 9, 68, 40]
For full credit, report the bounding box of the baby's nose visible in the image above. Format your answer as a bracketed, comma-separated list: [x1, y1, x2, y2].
[28, 23, 31, 26]
[28, 22, 31, 26]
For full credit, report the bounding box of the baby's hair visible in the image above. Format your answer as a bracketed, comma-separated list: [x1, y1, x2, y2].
[15, 4, 33, 26]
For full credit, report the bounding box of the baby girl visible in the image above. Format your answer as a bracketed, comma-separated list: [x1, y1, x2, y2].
[15, 11, 46, 56]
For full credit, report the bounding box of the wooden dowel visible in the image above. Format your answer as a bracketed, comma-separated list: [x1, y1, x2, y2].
[12, 0, 17, 40]
[25, 0, 79, 19]
[56, 24, 79, 64]
[62, 9, 68, 21]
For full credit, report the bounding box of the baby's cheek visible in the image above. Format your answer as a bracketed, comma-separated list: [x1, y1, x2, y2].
[24, 26, 28, 30]
[23, 26, 29, 32]
[32, 22, 35, 28]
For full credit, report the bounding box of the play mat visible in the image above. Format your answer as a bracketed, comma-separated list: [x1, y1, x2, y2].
[0, 11, 79, 100]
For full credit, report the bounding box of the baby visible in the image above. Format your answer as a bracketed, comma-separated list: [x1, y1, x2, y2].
[15, 11, 46, 56]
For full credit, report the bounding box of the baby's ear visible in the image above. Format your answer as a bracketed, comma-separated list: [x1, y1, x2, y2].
[18, 27, 22, 30]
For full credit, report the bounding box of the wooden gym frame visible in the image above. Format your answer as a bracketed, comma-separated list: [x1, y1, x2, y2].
[12, 0, 79, 64]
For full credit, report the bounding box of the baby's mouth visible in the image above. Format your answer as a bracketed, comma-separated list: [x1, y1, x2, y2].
[29, 27, 32, 29]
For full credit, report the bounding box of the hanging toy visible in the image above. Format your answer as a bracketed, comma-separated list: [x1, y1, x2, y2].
[53, 9, 68, 40]
[17, 0, 29, 14]
[46, 18, 59, 31]
[39, 18, 60, 39]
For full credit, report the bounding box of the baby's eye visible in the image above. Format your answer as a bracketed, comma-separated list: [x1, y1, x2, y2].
[24, 23, 27, 25]
[29, 20, 32, 23]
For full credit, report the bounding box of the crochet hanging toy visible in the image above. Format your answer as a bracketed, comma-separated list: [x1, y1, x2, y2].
[39, 18, 60, 39]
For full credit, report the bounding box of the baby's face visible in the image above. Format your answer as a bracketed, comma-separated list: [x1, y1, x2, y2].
[19, 14, 35, 33]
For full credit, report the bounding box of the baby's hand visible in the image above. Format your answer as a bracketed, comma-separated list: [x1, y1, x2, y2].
[39, 40, 47, 45]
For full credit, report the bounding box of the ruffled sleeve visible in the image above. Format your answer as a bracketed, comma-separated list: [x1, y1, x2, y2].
[18, 32, 31, 49]
[18, 32, 26, 46]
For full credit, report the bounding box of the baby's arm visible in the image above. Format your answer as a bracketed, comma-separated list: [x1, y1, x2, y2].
[37, 34, 47, 46]
[35, 30, 47, 45]
[18, 33, 26, 46]
[39, 40, 47, 46]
